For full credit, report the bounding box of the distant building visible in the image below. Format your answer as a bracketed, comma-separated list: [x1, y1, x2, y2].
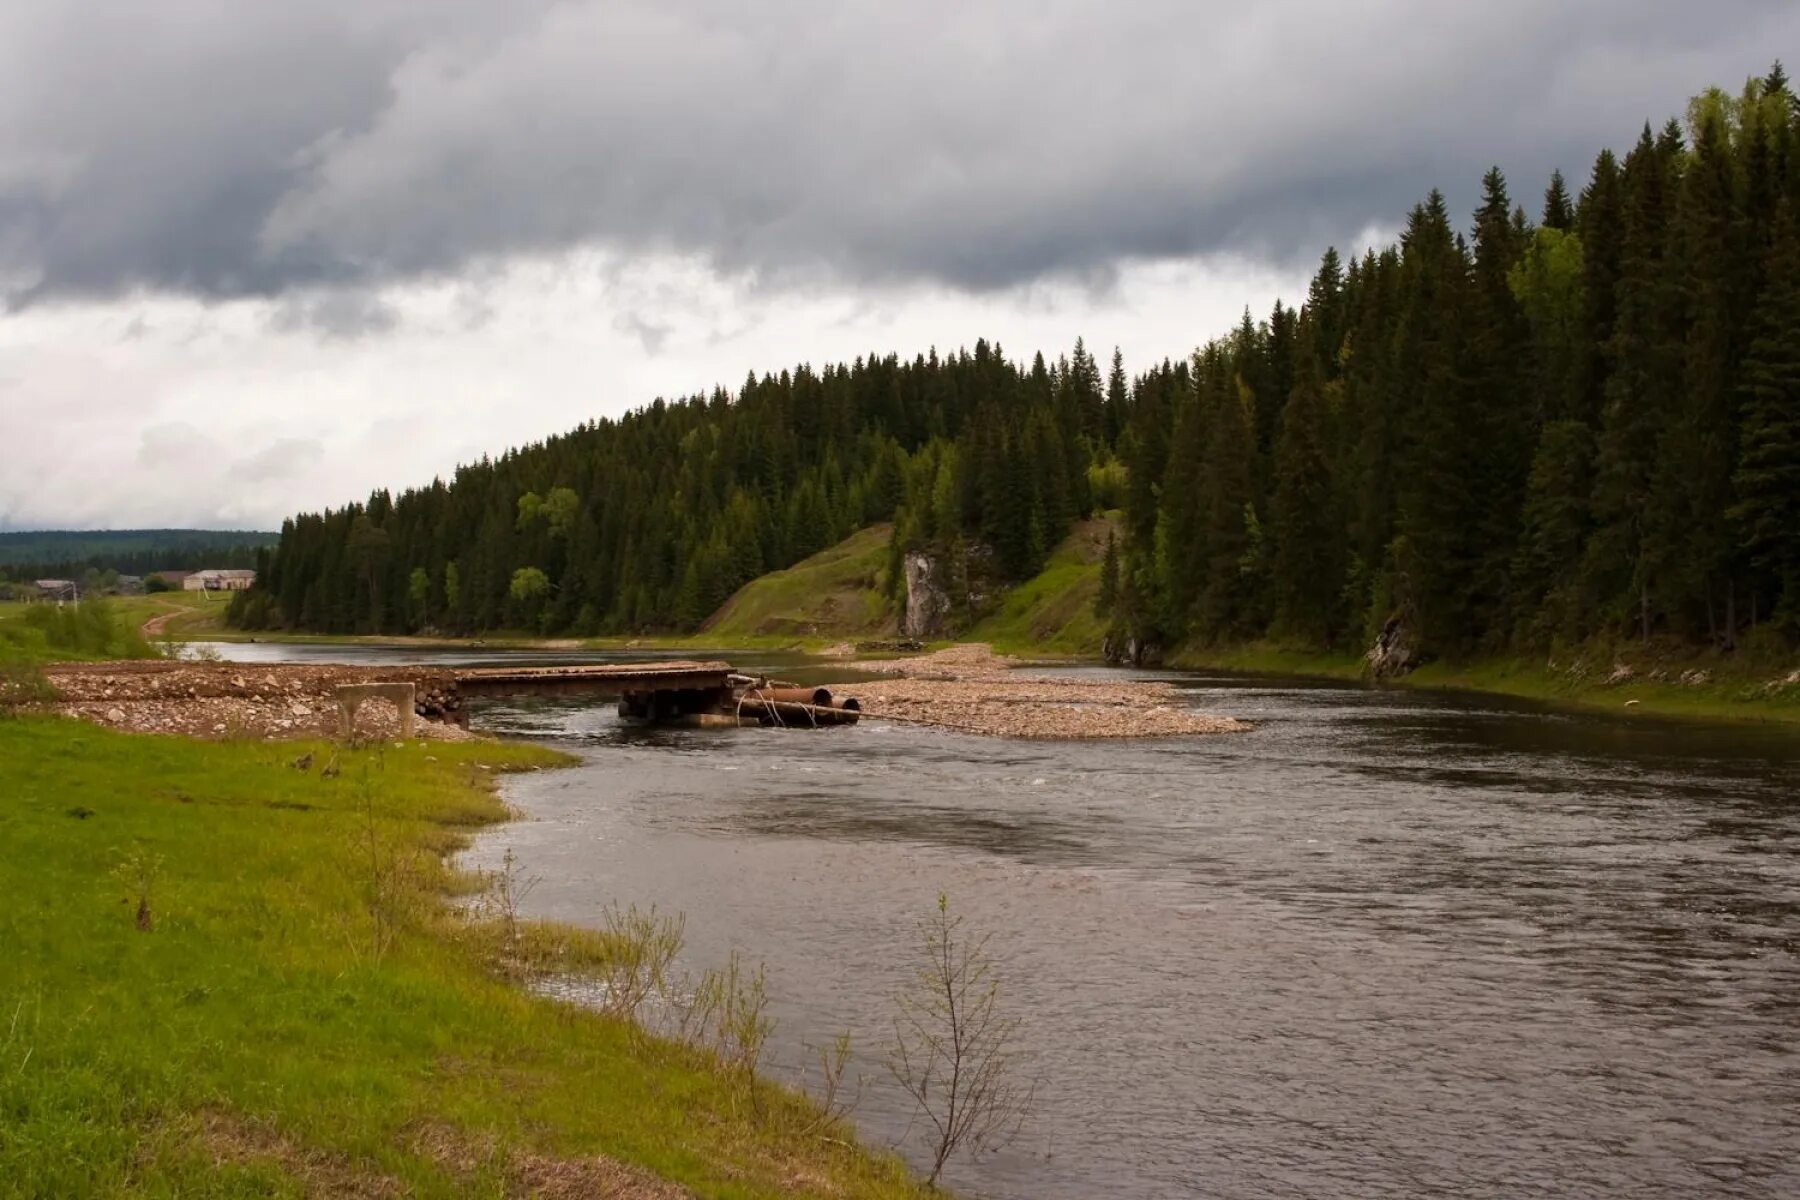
[33, 579, 78, 602]
[186, 569, 256, 592]
[150, 570, 193, 588]
[114, 575, 145, 595]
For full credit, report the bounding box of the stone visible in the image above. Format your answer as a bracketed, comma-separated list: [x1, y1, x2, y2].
[105, 707, 126, 723]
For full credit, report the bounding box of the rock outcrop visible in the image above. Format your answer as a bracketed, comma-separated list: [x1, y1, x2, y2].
[1102, 633, 1163, 667]
[1365, 616, 1420, 679]
[901, 550, 952, 639]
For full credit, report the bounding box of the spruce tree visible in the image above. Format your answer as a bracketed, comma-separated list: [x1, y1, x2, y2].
[1542, 169, 1574, 230]
[1730, 205, 1800, 628]
[1270, 340, 1341, 644]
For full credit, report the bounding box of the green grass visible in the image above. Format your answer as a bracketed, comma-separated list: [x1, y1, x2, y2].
[700, 525, 896, 644]
[1168, 639, 1800, 725]
[0, 598, 165, 668]
[0, 718, 926, 1198]
[966, 516, 1117, 657]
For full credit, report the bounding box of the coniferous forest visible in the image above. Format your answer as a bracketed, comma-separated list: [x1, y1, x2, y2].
[235, 69, 1800, 665]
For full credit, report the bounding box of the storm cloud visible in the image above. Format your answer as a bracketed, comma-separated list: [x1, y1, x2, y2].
[2, 0, 1793, 306]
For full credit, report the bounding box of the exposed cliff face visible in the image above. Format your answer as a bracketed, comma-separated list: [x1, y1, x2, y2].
[900, 541, 997, 638]
[901, 550, 952, 639]
[1365, 615, 1420, 678]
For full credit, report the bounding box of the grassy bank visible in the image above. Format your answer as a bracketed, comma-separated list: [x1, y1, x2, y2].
[1167, 640, 1800, 725]
[0, 717, 924, 1198]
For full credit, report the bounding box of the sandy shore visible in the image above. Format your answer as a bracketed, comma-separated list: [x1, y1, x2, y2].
[830, 644, 1250, 739]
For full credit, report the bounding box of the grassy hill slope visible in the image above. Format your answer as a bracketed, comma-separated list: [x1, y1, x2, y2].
[966, 514, 1116, 656]
[698, 516, 1117, 655]
[700, 523, 896, 643]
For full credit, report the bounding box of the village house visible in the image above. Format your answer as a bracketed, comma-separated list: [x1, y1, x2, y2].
[32, 579, 79, 602]
[185, 569, 257, 592]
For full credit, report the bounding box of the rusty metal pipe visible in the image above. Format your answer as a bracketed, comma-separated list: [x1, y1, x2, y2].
[736, 698, 860, 726]
[754, 685, 833, 707]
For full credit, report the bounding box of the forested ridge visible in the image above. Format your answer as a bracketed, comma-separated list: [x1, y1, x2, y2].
[0, 530, 272, 578]
[236, 68, 1800, 664]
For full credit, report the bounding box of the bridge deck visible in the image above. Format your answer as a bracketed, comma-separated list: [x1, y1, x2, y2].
[448, 660, 735, 698]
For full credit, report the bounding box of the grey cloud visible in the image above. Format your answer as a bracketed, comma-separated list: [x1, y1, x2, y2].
[228, 437, 325, 483]
[2, 1, 1796, 305]
[269, 289, 401, 339]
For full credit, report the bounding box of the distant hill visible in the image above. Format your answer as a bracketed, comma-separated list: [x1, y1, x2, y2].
[0, 529, 277, 573]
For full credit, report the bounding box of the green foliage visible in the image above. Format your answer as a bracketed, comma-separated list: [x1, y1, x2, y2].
[507, 566, 550, 602]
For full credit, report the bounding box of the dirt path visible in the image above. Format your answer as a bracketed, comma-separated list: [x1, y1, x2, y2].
[140, 602, 192, 638]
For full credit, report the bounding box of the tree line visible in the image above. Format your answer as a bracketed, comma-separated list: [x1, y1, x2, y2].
[237, 67, 1800, 663]
[0, 530, 271, 580]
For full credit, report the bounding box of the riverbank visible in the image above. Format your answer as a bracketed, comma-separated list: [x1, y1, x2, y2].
[172, 610, 1800, 731]
[0, 715, 926, 1198]
[1165, 641, 1800, 726]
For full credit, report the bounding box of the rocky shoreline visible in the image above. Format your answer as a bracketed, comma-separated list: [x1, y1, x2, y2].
[38, 662, 473, 741]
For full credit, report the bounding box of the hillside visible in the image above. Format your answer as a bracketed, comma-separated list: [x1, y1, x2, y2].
[966, 514, 1117, 655]
[699, 517, 1117, 654]
[701, 524, 896, 642]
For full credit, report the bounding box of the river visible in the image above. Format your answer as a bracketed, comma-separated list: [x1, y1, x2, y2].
[217, 643, 1800, 1198]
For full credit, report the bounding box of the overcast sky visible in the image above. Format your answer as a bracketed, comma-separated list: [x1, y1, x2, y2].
[1, 1, 1793, 531]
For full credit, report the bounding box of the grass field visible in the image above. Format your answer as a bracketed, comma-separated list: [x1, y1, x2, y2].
[0, 717, 925, 1198]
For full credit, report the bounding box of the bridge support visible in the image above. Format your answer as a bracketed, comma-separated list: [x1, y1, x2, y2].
[334, 682, 416, 740]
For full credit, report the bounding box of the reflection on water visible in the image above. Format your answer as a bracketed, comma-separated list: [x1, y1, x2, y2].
[218, 643, 1800, 1198]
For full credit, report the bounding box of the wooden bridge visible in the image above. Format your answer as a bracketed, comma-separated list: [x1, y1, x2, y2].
[408, 661, 859, 729]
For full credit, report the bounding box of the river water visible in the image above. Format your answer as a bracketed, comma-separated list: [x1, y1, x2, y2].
[219, 643, 1800, 1198]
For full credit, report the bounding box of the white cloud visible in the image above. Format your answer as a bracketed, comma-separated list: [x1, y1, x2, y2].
[0, 249, 1306, 529]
